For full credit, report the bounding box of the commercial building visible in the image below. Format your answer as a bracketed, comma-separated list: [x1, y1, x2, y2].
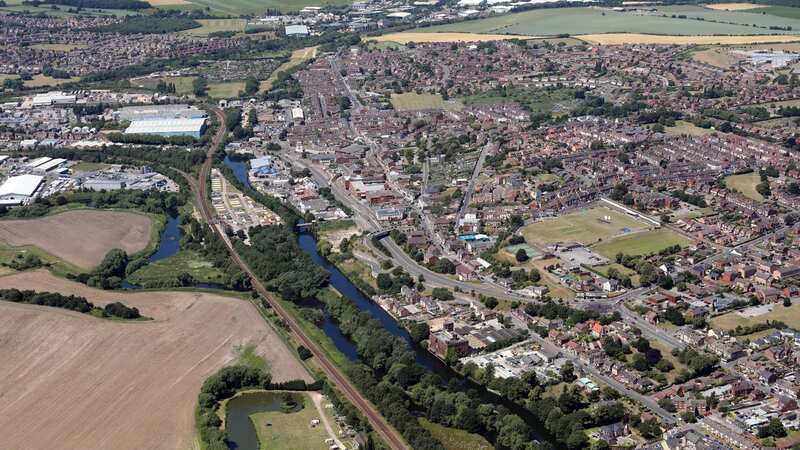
[0, 174, 44, 206]
[31, 91, 76, 107]
[124, 118, 207, 138]
[285, 25, 310, 37]
[116, 104, 207, 122]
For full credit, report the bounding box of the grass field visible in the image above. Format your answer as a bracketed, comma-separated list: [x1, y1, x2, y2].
[592, 263, 641, 287]
[158, 0, 349, 15]
[746, 6, 800, 19]
[712, 303, 800, 330]
[23, 74, 80, 88]
[260, 46, 317, 93]
[591, 229, 691, 259]
[207, 80, 246, 99]
[130, 76, 197, 95]
[249, 392, 329, 450]
[664, 120, 718, 136]
[368, 32, 538, 43]
[495, 251, 576, 299]
[522, 206, 649, 246]
[419, 418, 493, 450]
[419, 7, 800, 37]
[29, 43, 87, 51]
[127, 250, 226, 285]
[725, 172, 764, 202]
[180, 18, 247, 36]
[391, 92, 463, 111]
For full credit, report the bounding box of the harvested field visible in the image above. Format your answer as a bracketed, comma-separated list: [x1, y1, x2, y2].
[578, 33, 800, 45]
[0, 210, 153, 269]
[368, 32, 537, 44]
[692, 47, 739, 68]
[0, 270, 309, 450]
[703, 3, 761, 10]
[148, 0, 190, 4]
[260, 46, 317, 93]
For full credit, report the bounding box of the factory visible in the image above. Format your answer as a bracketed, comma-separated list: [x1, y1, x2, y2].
[118, 104, 208, 139]
[0, 174, 44, 206]
[285, 24, 310, 37]
[116, 104, 207, 121]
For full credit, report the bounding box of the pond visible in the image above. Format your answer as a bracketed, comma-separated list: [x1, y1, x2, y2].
[225, 391, 303, 450]
[121, 215, 181, 289]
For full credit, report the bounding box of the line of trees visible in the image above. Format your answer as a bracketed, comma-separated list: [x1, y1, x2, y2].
[0, 288, 143, 319]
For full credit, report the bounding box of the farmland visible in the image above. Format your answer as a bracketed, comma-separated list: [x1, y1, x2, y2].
[703, 3, 761, 11]
[725, 172, 764, 202]
[0, 270, 309, 450]
[180, 18, 248, 36]
[591, 229, 691, 259]
[391, 92, 463, 111]
[418, 7, 800, 37]
[579, 34, 800, 45]
[158, 0, 350, 15]
[0, 210, 153, 270]
[521, 206, 649, 246]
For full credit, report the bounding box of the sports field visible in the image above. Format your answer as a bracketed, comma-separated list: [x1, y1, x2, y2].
[391, 92, 463, 111]
[725, 172, 764, 202]
[522, 206, 648, 246]
[591, 229, 691, 259]
[368, 32, 538, 43]
[712, 302, 800, 330]
[418, 7, 800, 37]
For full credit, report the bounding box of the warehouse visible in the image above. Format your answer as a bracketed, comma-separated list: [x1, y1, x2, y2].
[285, 25, 310, 37]
[124, 118, 207, 138]
[0, 174, 44, 206]
[116, 104, 207, 122]
[31, 91, 76, 107]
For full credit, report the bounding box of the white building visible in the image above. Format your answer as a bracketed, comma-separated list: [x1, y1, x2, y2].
[0, 174, 44, 206]
[32, 91, 76, 107]
[285, 25, 310, 37]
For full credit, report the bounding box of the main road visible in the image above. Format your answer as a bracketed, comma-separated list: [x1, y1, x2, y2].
[187, 108, 410, 450]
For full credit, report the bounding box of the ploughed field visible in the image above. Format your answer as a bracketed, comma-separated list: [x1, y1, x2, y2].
[0, 270, 310, 450]
[0, 210, 153, 269]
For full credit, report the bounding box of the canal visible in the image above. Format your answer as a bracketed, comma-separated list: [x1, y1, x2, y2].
[222, 156, 553, 445]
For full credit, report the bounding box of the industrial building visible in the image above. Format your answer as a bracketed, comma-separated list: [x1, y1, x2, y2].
[116, 104, 207, 122]
[285, 24, 310, 37]
[31, 91, 76, 107]
[0, 174, 44, 206]
[124, 117, 207, 138]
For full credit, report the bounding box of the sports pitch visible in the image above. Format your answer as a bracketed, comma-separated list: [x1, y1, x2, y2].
[390, 92, 464, 112]
[522, 206, 648, 246]
[591, 229, 691, 259]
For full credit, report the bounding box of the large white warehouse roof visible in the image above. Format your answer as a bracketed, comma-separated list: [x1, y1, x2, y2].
[124, 118, 207, 135]
[0, 174, 44, 197]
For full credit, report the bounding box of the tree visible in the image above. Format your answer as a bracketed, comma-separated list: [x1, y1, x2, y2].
[529, 269, 541, 283]
[759, 418, 787, 438]
[515, 248, 529, 262]
[560, 361, 576, 382]
[192, 77, 208, 97]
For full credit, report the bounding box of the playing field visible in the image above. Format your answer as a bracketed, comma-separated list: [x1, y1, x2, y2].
[712, 302, 800, 330]
[418, 7, 800, 37]
[207, 80, 246, 99]
[591, 229, 691, 259]
[725, 172, 764, 202]
[368, 32, 538, 43]
[522, 206, 649, 246]
[180, 18, 247, 36]
[664, 120, 718, 136]
[391, 92, 463, 111]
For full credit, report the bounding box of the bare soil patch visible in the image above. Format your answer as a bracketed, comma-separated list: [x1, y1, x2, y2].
[0, 270, 310, 450]
[0, 210, 153, 269]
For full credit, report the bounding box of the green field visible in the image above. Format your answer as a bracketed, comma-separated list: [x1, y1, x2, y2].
[0, 244, 84, 278]
[250, 393, 330, 450]
[207, 80, 246, 99]
[159, 0, 350, 15]
[725, 172, 764, 202]
[24, 74, 81, 88]
[712, 303, 800, 330]
[391, 92, 463, 111]
[463, 86, 576, 115]
[591, 229, 691, 259]
[419, 6, 800, 36]
[127, 250, 227, 286]
[129, 76, 198, 95]
[419, 418, 493, 450]
[522, 206, 649, 246]
[592, 263, 641, 287]
[180, 18, 247, 36]
[664, 120, 717, 137]
[745, 5, 800, 20]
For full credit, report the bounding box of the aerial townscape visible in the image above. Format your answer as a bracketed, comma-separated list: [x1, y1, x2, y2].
[7, 0, 800, 450]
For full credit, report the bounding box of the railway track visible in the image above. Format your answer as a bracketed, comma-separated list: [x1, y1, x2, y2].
[188, 108, 409, 450]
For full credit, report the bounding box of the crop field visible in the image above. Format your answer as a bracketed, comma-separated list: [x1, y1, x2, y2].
[579, 34, 800, 45]
[147, 0, 190, 5]
[180, 18, 247, 36]
[703, 3, 761, 10]
[725, 172, 764, 202]
[0, 210, 153, 269]
[522, 206, 649, 246]
[419, 7, 800, 37]
[712, 302, 800, 330]
[391, 92, 464, 111]
[746, 6, 800, 19]
[129, 75, 197, 95]
[591, 229, 691, 259]
[0, 270, 309, 450]
[368, 32, 538, 44]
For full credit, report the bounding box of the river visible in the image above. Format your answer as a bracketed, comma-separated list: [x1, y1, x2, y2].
[222, 156, 553, 445]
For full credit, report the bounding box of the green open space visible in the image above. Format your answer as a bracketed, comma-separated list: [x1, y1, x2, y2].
[521, 206, 648, 246]
[179, 18, 248, 36]
[463, 86, 576, 115]
[207, 80, 246, 99]
[591, 229, 690, 259]
[29, 43, 88, 51]
[129, 76, 198, 95]
[159, 0, 351, 15]
[592, 263, 641, 287]
[663, 120, 717, 137]
[0, 244, 84, 278]
[23, 74, 80, 88]
[712, 303, 800, 330]
[744, 5, 800, 19]
[127, 250, 227, 286]
[250, 392, 329, 450]
[419, 418, 493, 450]
[391, 92, 463, 112]
[417, 6, 800, 36]
[725, 172, 764, 202]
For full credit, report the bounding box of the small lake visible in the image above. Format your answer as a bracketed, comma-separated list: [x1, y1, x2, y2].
[225, 391, 303, 450]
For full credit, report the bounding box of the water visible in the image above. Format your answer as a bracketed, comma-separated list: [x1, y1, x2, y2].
[224, 154, 251, 188]
[225, 391, 304, 450]
[121, 215, 182, 289]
